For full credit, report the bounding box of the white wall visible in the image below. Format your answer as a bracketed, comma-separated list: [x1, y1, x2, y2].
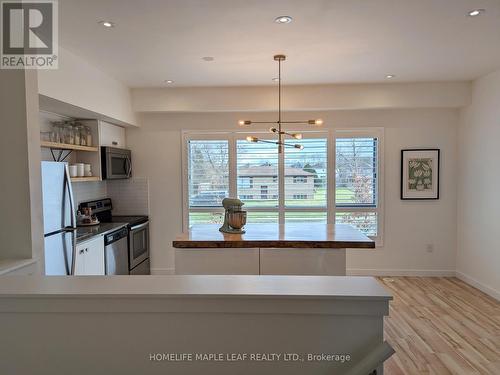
[0, 70, 43, 262]
[38, 46, 137, 126]
[132, 82, 470, 113]
[457, 69, 500, 299]
[127, 109, 458, 275]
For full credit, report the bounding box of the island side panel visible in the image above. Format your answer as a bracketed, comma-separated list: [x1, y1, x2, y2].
[260, 248, 346, 276]
[175, 248, 346, 276]
[0, 295, 388, 375]
[175, 248, 260, 275]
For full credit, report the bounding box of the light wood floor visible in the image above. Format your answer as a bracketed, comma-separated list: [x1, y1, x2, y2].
[379, 277, 500, 375]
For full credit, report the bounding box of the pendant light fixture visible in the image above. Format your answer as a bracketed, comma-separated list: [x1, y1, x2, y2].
[238, 55, 323, 153]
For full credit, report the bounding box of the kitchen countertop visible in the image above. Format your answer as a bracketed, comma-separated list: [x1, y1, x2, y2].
[0, 275, 391, 300]
[173, 223, 375, 249]
[76, 222, 127, 244]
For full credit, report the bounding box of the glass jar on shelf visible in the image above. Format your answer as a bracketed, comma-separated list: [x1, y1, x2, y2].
[51, 121, 64, 143]
[74, 123, 82, 145]
[49, 126, 58, 143]
[64, 122, 75, 144]
[84, 126, 92, 146]
[78, 125, 86, 146]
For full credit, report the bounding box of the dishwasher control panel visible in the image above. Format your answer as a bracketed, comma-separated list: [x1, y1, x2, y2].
[105, 227, 128, 246]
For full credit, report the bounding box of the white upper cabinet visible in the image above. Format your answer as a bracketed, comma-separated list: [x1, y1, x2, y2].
[100, 121, 126, 148]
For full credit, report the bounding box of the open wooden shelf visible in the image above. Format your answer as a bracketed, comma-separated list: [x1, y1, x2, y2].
[71, 176, 100, 183]
[41, 141, 99, 152]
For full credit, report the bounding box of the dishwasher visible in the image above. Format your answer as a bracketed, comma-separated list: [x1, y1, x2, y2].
[104, 227, 129, 275]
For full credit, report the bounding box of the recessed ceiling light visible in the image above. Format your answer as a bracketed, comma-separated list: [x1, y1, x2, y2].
[98, 20, 115, 28]
[202, 56, 214, 62]
[385, 74, 395, 79]
[467, 9, 485, 17]
[165, 80, 174, 84]
[274, 16, 292, 24]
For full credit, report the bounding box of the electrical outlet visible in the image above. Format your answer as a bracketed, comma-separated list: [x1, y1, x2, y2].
[426, 244, 434, 253]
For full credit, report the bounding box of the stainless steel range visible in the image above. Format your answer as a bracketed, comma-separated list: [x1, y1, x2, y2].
[78, 198, 150, 275]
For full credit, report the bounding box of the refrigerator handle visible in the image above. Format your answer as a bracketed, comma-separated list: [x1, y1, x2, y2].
[69, 230, 76, 275]
[64, 164, 76, 229]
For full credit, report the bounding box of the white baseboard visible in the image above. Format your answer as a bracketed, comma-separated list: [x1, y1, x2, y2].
[455, 271, 500, 301]
[150, 268, 175, 275]
[347, 268, 456, 277]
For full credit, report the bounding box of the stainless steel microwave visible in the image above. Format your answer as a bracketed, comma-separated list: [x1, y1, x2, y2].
[101, 147, 132, 179]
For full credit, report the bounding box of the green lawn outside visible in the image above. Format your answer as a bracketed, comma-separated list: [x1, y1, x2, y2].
[189, 211, 327, 225]
[189, 187, 356, 225]
[241, 187, 355, 208]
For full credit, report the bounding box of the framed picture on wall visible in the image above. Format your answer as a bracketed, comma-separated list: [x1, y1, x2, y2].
[401, 149, 440, 200]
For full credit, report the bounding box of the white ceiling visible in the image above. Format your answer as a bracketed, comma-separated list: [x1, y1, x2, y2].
[59, 0, 500, 87]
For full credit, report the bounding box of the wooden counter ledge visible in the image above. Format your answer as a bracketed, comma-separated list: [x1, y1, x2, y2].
[173, 223, 375, 249]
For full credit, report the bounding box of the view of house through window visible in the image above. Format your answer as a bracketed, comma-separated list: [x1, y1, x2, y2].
[185, 131, 382, 239]
[237, 140, 278, 206]
[285, 138, 327, 209]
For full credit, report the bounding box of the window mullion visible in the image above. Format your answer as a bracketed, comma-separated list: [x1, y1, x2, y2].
[228, 134, 237, 199]
[278, 146, 285, 224]
[328, 130, 336, 224]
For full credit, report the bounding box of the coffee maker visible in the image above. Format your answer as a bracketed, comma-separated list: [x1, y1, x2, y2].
[219, 198, 247, 234]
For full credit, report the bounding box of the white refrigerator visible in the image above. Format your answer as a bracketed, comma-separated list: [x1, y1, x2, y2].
[41, 161, 77, 275]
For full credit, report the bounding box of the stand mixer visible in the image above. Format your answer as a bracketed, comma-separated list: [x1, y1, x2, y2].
[219, 198, 247, 234]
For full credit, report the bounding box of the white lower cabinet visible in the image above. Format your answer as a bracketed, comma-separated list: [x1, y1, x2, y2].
[259, 248, 346, 276]
[175, 248, 259, 275]
[74, 236, 105, 275]
[175, 248, 347, 275]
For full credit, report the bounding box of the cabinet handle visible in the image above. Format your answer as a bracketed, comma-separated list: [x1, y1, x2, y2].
[79, 249, 84, 254]
[85, 248, 88, 252]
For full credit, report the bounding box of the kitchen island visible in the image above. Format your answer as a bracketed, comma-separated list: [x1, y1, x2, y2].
[173, 223, 375, 275]
[0, 275, 392, 374]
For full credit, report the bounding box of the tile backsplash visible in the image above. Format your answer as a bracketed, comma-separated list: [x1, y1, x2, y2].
[72, 178, 149, 216]
[106, 177, 149, 215]
[73, 181, 107, 206]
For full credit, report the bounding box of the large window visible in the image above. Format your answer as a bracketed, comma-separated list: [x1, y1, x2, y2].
[237, 139, 278, 208]
[184, 129, 383, 244]
[187, 139, 229, 225]
[285, 138, 327, 209]
[334, 132, 382, 239]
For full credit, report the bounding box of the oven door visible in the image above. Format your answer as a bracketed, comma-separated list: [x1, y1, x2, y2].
[129, 221, 149, 269]
[104, 147, 131, 179]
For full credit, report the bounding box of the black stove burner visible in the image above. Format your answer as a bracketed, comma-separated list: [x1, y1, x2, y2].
[78, 198, 147, 228]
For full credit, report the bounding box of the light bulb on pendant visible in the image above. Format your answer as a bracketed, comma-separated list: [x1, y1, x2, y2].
[238, 120, 251, 126]
[294, 144, 304, 150]
[292, 133, 302, 140]
[308, 119, 323, 126]
[269, 127, 278, 133]
[246, 136, 258, 143]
